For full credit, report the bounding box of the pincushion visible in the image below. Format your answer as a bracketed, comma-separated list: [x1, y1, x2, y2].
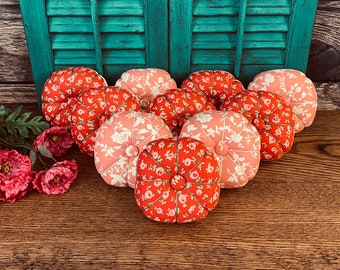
[181, 70, 244, 108]
[180, 111, 261, 188]
[115, 68, 177, 110]
[146, 88, 216, 135]
[94, 111, 172, 188]
[248, 69, 317, 132]
[135, 137, 220, 223]
[220, 90, 295, 161]
[42, 67, 107, 127]
[71, 86, 141, 155]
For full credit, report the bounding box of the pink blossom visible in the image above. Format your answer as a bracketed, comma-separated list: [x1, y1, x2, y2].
[32, 160, 78, 195]
[0, 149, 35, 203]
[33, 126, 74, 157]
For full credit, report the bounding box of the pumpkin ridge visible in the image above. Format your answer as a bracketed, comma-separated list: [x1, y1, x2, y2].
[141, 187, 172, 212]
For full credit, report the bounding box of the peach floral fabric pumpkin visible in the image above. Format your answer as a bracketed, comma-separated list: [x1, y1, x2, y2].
[181, 70, 244, 109]
[221, 90, 295, 161]
[147, 88, 216, 135]
[248, 69, 317, 132]
[42, 67, 107, 127]
[180, 111, 261, 188]
[71, 86, 141, 155]
[94, 111, 172, 188]
[115, 68, 177, 110]
[135, 137, 220, 223]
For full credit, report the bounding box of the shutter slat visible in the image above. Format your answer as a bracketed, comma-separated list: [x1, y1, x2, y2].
[90, 0, 103, 73]
[47, 0, 144, 16]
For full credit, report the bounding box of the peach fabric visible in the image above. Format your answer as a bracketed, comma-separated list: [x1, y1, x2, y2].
[42, 67, 107, 127]
[147, 88, 216, 135]
[181, 70, 244, 109]
[135, 137, 220, 223]
[94, 111, 172, 188]
[221, 90, 295, 161]
[71, 86, 141, 155]
[115, 68, 177, 110]
[248, 69, 317, 132]
[180, 111, 261, 188]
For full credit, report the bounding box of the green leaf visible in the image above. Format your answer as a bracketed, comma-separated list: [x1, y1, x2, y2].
[37, 145, 53, 159]
[0, 105, 50, 144]
[29, 149, 37, 167]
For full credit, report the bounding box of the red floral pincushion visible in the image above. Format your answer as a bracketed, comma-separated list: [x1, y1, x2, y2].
[42, 67, 107, 127]
[147, 88, 216, 135]
[135, 137, 220, 223]
[220, 90, 295, 160]
[71, 86, 141, 155]
[181, 70, 244, 108]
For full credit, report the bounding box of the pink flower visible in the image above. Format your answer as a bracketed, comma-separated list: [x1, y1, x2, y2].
[33, 126, 74, 157]
[0, 149, 35, 203]
[32, 160, 78, 195]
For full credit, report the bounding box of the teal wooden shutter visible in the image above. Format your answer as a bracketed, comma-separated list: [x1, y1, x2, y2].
[20, 0, 169, 106]
[169, 0, 318, 83]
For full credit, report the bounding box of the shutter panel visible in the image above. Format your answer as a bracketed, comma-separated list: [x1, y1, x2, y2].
[169, 0, 318, 83]
[20, 0, 169, 106]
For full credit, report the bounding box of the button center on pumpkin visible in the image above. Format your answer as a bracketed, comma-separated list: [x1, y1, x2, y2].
[214, 141, 229, 156]
[125, 144, 139, 157]
[252, 118, 265, 130]
[140, 97, 151, 110]
[170, 175, 186, 190]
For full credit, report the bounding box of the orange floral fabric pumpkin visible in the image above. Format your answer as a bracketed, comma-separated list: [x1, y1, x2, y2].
[42, 67, 107, 127]
[71, 86, 141, 155]
[220, 90, 295, 161]
[115, 68, 177, 110]
[147, 88, 216, 135]
[248, 69, 317, 133]
[181, 70, 244, 109]
[135, 137, 220, 223]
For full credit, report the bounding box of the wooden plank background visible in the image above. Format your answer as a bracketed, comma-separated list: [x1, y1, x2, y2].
[0, 0, 339, 109]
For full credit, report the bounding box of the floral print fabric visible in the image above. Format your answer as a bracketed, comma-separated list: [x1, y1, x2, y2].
[248, 69, 317, 133]
[181, 70, 244, 109]
[71, 86, 141, 155]
[221, 90, 295, 161]
[147, 88, 216, 135]
[94, 111, 172, 188]
[135, 137, 220, 223]
[115, 68, 177, 110]
[42, 67, 107, 127]
[180, 111, 261, 188]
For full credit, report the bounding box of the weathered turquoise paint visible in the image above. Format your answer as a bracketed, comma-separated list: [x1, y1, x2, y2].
[20, 0, 53, 107]
[20, 0, 318, 107]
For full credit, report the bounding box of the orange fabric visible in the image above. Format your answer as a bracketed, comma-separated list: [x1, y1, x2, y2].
[221, 90, 295, 160]
[147, 88, 216, 135]
[42, 67, 107, 127]
[135, 137, 220, 223]
[71, 86, 141, 155]
[181, 70, 244, 109]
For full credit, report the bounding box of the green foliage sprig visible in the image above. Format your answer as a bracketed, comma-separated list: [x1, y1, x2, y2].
[0, 105, 50, 153]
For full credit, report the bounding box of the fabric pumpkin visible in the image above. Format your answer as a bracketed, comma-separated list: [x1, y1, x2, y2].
[135, 137, 220, 223]
[115, 68, 177, 110]
[94, 111, 172, 188]
[147, 88, 216, 135]
[180, 111, 261, 188]
[71, 86, 141, 155]
[42, 67, 107, 127]
[181, 70, 244, 109]
[220, 90, 295, 161]
[248, 69, 317, 133]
